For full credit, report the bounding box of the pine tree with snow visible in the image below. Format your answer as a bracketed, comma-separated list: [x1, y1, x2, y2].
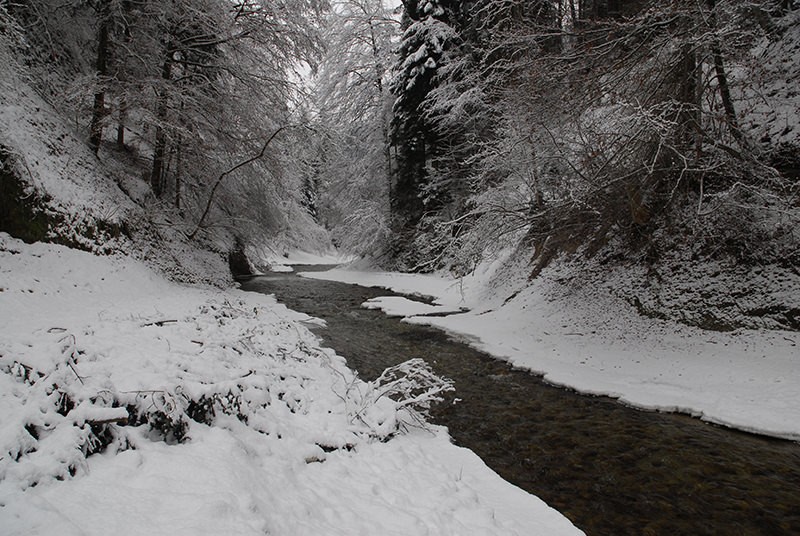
[389, 0, 458, 231]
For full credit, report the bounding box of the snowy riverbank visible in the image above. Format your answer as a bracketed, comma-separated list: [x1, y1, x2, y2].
[301, 258, 800, 441]
[0, 234, 582, 535]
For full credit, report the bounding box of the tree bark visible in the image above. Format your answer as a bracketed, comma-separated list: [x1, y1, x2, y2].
[116, 97, 127, 147]
[368, 19, 393, 213]
[150, 57, 172, 197]
[675, 43, 702, 155]
[711, 44, 744, 146]
[116, 1, 133, 149]
[175, 136, 182, 210]
[89, 1, 110, 155]
[706, 0, 746, 148]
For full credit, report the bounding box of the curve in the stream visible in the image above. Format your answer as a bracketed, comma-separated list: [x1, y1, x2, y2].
[240, 271, 800, 536]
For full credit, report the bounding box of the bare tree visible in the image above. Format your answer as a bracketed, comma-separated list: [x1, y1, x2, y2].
[7, 0, 328, 252]
[386, 0, 797, 272]
[311, 0, 399, 256]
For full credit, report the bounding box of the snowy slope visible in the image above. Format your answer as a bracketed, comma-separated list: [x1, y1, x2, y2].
[0, 56, 238, 288]
[0, 235, 582, 535]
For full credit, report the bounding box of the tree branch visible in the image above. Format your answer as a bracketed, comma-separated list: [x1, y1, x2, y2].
[187, 126, 290, 240]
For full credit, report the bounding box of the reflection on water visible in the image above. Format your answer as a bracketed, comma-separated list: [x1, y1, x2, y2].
[241, 272, 800, 536]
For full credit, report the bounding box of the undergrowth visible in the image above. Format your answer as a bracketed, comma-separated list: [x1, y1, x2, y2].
[0, 299, 452, 491]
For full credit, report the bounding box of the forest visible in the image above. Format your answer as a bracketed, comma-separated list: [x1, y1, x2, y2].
[2, 0, 798, 331]
[2, 2, 800, 534]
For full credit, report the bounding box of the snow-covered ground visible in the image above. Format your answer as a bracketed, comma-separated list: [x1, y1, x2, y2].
[0, 234, 582, 536]
[257, 248, 356, 273]
[301, 255, 800, 441]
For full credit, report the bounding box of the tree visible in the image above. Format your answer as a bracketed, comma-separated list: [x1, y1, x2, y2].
[88, 0, 111, 155]
[382, 0, 798, 273]
[486, 1, 796, 261]
[311, 0, 399, 255]
[389, 0, 458, 230]
[386, 0, 560, 270]
[7, 0, 328, 252]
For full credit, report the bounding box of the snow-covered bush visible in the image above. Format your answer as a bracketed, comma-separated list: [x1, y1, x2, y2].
[0, 274, 453, 494]
[347, 358, 454, 439]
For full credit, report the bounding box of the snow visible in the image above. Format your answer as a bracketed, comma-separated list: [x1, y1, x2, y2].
[257, 248, 356, 273]
[363, 296, 466, 317]
[0, 72, 136, 235]
[741, 9, 800, 147]
[301, 258, 800, 441]
[0, 234, 581, 536]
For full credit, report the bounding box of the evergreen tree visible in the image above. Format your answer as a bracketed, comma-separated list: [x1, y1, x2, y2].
[389, 0, 458, 229]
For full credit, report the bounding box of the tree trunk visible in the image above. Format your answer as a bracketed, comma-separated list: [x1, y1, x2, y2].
[175, 136, 182, 210]
[89, 1, 110, 155]
[368, 19, 393, 214]
[706, 0, 746, 148]
[151, 127, 167, 197]
[675, 43, 701, 154]
[116, 1, 133, 149]
[711, 44, 744, 146]
[150, 57, 172, 197]
[116, 97, 126, 147]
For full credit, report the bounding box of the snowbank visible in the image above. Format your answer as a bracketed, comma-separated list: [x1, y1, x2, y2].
[0, 234, 581, 535]
[301, 261, 800, 441]
[252, 247, 356, 273]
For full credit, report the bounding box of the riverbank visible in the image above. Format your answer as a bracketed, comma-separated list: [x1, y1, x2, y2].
[0, 234, 582, 535]
[300, 257, 800, 441]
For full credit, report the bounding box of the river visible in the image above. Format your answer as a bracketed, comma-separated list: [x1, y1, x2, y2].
[240, 269, 800, 536]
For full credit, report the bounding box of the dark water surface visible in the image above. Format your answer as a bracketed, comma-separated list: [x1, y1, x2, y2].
[240, 270, 800, 536]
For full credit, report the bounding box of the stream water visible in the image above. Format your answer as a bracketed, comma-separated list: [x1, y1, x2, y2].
[240, 269, 800, 536]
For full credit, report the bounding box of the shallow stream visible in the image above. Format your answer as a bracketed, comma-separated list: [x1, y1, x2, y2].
[240, 270, 800, 536]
